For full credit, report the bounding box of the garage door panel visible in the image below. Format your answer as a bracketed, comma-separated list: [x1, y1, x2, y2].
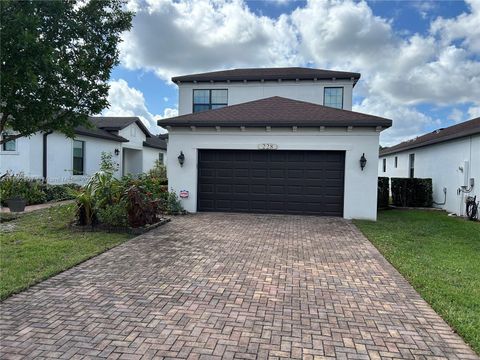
[234, 168, 249, 177]
[198, 150, 344, 216]
[252, 169, 268, 178]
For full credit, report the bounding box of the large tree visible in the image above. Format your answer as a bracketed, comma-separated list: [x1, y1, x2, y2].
[0, 0, 133, 144]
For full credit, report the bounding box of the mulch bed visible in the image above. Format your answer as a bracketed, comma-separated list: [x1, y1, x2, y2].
[71, 217, 171, 235]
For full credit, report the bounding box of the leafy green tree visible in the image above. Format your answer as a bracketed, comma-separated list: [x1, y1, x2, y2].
[0, 0, 133, 144]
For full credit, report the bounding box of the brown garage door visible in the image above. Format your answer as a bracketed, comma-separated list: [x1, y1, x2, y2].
[197, 150, 345, 216]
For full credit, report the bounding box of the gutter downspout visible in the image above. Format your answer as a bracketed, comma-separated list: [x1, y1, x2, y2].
[42, 131, 53, 183]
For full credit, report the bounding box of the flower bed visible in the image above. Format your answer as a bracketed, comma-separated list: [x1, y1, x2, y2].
[74, 159, 182, 231]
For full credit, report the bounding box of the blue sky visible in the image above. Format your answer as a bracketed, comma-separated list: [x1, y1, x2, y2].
[106, 0, 480, 146]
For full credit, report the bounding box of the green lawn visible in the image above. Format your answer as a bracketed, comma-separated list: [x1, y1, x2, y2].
[354, 210, 480, 354]
[0, 204, 132, 300]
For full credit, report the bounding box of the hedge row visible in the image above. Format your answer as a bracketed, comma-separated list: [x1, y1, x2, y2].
[391, 178, 433, 207]
[0, 175, 80, 206]
[377, 177, 433, 208]
[377, 177, 389, 209]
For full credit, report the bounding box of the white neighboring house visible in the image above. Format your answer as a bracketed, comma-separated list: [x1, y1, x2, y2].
[378, 117, 479, 216]
[158, 67, 392, 220]
[0, 117, 167, 184]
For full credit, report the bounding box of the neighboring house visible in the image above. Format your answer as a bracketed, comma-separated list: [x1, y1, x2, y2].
[0, 117, 167, 184]
[379, 117, 479, 216]
[159, 67, 392, 220]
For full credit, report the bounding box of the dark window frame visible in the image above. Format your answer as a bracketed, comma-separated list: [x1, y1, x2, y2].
[382, 158, 386, 173]
[409, 153, 415, 178]
[394, 156, 398, 168]
[323, 87, 344, 109]
[73, 140, 85, 175]
[159, 152, 164, 164]
[2, 133, 16, 151]
[192, 89, 228, 113]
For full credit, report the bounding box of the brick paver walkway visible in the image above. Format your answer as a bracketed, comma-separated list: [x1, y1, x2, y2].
[0, 213, 477, 359]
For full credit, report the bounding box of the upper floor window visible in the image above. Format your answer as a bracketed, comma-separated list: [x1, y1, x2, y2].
[73, 140, 85, 175]
[382, 158, 387, 173]
[1, 133, 16, 151]
[159, 152, 164, 164]
[324, 87, 343, 109]
[193, 89, 228, 113]
[409, 153, 415, 178]
[394, 156, 398, 168]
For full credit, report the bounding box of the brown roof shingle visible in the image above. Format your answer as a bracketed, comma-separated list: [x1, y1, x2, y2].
[172, 67, 361, 84]
[380, 117, 480, 156]
[158, 96, 392, 128]
[143, 136, 167, 150]
[89, 117, 152, 138]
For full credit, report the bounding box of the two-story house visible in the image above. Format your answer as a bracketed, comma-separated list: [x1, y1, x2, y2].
[159, 67, 392, 220]
[0, 117, 167, 184]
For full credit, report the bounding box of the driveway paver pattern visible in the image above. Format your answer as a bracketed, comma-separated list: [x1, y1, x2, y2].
[0, 213, 477, 359]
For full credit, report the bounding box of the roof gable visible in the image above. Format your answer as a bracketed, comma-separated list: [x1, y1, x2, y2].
[89, 117, 152, 138]
[158, 96, 391, 129]
[380, 117, 480, 156]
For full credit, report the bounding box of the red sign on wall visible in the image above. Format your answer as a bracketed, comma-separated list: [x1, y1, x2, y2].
[179, 190, 189, 199]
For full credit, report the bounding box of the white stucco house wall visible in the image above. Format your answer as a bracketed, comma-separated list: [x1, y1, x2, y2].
[0, 117, 167, 184]
[159, 67, 392, 220]
[379, 117, 479, 216]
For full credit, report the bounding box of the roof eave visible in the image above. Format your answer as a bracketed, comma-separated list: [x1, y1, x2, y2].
[380, 130, 480, 156]
[158, 120, 392, 129]
[74, 129, 129, 142]
[143, 141, 166, 150]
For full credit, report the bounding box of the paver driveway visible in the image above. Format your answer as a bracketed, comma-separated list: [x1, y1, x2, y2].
[0, 213, 477, 360]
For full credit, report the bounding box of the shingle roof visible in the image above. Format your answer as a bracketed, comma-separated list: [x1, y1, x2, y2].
[380, 117, 480, 156]
[89, 117, 152, 137]
[158, 96, 392, 129]
[74, 125, 128, 142]
[143, 136, 167, 150]
[172, 67, 361, 84]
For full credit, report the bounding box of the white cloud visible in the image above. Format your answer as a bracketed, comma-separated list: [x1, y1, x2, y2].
[430, 0, 480, 54]
[448, 108, 465, 123]
[468, 105, 480, 119]
[120, 0, 300, 81]
[353, 98, 440, 147]
[104, 79, 166, 134]
[118, 0, 480, 143]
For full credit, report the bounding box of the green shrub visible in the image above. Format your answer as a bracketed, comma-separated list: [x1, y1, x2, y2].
[160, 191, 184, 215]
[391, 178, 433, 207]
[1, 174, 81, 206]
[377, 177, 390, 209]
[100, 152, 119, 174]
[0, 175, 46, 205]
[148, 160, 167, 182]
[44, 184, 79, 202]
[97, 203, 128, 227]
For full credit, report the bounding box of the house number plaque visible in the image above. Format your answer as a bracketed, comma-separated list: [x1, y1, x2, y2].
[258, 143, 278, 150]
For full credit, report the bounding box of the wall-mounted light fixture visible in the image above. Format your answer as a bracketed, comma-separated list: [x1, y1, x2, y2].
[360, 153, 367, 171]
[178, 151, 185, 167]
[114, 148, 120, 156]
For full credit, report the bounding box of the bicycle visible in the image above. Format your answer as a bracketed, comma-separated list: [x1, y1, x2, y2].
[466, 195, 479, 221]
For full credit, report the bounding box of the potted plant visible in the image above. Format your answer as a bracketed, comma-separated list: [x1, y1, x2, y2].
[5, 177, 27, 212]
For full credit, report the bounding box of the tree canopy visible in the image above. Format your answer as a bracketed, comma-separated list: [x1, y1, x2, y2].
[0, 0, 133, 144]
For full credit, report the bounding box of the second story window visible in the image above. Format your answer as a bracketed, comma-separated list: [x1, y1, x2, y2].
[394, 156, 398, 168]
[193, 89, 228, 113]
[73, 140, 85, 175]
[382, 158, 387, 173]
[2, 133, 16, 151]
[324, 87, 343, 109]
